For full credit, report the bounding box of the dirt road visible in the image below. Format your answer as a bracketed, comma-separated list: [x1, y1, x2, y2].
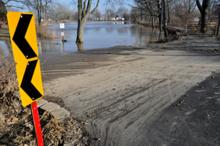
[43, 36, 220, 146]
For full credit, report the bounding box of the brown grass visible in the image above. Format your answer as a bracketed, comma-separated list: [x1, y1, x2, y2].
[0, 60, 90, 146]
[38, 24, 57, 40]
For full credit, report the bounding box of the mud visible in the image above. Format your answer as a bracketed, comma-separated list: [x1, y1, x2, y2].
[143, 73, 220, 146]
[43, 35, 220, 146]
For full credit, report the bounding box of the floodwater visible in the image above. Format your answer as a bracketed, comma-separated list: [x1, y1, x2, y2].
[0, 22, 157, 62]
[39, 22, 157, 56]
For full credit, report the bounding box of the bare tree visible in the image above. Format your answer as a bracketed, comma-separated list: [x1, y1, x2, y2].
[157, 0, 163, 39]
[168, 0, 196, 28]
[134, 0, 158, 28]
[76, 0, 100, 46]
[92, 9, 101, 20]
[0, 0, 27, 26]
[196, 0, 210, 33]
[130, 7, 139, 22]
[157, 0, 168, 40]
[24, 0, 52, 26]
[161, 0, 167, 38]
[105, 9, 115, 20]
[48, 3, 73, 21]
[116, 7, 128, 17]
[181, 0, 196, 25]
[134, 0, 167, 40]
[0, 0, 52, 26]
[36, 0, 42, 26]
[42, 0, 52, 20]
[183, 0, 196, 14]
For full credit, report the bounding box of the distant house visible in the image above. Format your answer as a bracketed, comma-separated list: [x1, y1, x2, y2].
[111, 17, 116, 21]
[114, 16, 125, 21]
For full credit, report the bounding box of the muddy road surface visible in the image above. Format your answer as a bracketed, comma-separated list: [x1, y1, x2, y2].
[43, 36, 220, 146]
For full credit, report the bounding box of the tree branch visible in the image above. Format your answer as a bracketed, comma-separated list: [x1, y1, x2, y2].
[86, 0, 91, 14]
[91, 0, 99, 14]
[196, 0, 202, 12]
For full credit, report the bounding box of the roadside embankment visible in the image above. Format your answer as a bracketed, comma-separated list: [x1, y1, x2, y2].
[0, 60, 90, 146]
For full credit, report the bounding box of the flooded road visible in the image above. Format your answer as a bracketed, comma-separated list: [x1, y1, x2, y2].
[0, 22, 157, 63]
[40, 22, 157, 56]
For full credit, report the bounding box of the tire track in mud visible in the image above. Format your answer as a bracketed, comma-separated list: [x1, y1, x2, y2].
[84, 67, 216, 145]
[92, 79, 198, 146]
[44, 49, 220, 146]
[86, 79, 166, 119]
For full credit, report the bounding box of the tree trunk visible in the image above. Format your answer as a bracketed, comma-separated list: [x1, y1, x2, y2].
[216, 13, 220, 36]
[76, 0, 85, 45]
[75, 0, 99, 49]
[162, 0, 167, 39]
[200, 11, 206, 33]
[157, 0, 167, 41]
[37, 0, 42, 26]
[166, 0, 170, 24]
[196, 0, 210, 33]
[157, 0, 162, 40]
[37, 10, 42, 26]
[151, 16, 155, 28]
[76, 20, 85, 44]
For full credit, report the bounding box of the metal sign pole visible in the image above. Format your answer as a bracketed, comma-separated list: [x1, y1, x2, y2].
[31, 101, 44, 146]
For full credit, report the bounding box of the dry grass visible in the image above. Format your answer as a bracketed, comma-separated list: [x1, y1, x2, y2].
[0, 60, 90, 146]
[38, 24, 57, 40]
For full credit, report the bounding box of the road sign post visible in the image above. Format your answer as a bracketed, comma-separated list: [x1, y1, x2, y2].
[32, 101, 44, 146]
[60, 23, 65, 43]
[7, 12, 44, 146]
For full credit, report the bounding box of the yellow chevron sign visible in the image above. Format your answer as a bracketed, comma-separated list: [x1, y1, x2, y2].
[7, 12, 44, 107]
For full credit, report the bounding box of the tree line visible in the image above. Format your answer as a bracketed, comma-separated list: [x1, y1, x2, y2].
[132, 0, 220, 40]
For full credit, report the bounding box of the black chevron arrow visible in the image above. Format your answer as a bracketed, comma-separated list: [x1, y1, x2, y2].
[13, 14, 37, 59]
[21, 60, 42, 100]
